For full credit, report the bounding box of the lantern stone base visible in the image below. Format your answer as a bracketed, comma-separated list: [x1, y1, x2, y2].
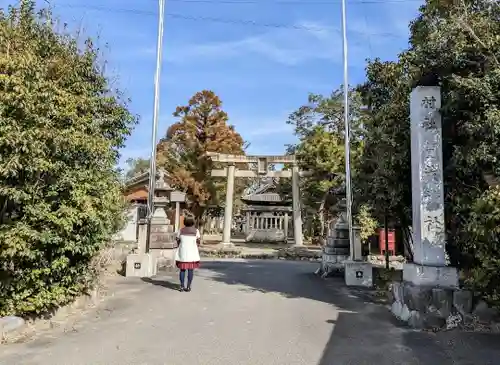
[344, 260, 373, 287]
[126, 253, 157, 278]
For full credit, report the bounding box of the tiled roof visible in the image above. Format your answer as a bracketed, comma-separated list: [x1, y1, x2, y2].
[125, 169, 172, 189]
[241, 192, 283, 202]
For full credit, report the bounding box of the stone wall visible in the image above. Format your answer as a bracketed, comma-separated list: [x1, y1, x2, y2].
[110, 241, 137, 262]
[151, 249, 176, 273]
[389, 281, 500, 330]
[246, 228, 286, 243]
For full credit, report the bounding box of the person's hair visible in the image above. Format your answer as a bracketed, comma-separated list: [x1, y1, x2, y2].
[184, 216, 195, 227]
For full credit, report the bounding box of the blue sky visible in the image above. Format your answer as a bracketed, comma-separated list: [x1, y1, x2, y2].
[2, 0, 422, 168]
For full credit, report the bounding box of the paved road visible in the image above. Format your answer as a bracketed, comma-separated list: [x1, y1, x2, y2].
[1, 259, 500, 365]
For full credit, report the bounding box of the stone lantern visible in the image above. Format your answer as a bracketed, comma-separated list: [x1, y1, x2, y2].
[316, 186, 370, 285]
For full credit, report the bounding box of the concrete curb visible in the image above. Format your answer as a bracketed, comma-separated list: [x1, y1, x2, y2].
[1, 285, 107, 344]
[0, 316, 25, 338]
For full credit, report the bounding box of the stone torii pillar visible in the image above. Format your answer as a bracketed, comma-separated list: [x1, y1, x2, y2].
[206, 153, 311, 246]
[222, 163, 236, 245]
[291, 163, 303, 247]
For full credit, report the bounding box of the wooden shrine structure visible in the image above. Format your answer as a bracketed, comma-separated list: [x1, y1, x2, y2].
[240, 181, 293, 242]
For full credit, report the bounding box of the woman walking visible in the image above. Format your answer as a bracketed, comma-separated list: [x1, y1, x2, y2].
[175, 216, 201, 292]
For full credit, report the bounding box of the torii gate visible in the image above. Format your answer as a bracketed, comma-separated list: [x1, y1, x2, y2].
[206, 153, 312, 246]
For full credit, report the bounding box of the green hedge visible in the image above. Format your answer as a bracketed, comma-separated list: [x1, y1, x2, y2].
[0, 2, 135, 316]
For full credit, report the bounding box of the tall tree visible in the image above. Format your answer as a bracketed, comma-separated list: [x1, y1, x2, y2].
[281, 90, 365, 237]
[355, 59, 412, 235]
[407, 0, 500, 270]
[0, 2, 136, 316]
[156, 90, 246, 224]
[356, 0, 500, 303]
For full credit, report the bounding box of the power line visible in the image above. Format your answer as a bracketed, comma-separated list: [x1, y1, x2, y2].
[168, 13, 398, 37]
[162, 0, 423, 4]
[169, 13, 330, 30]
[52, 4, 404, 37]
[361, 0, 375, 57]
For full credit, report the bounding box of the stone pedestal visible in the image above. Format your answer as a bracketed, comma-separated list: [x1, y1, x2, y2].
[126, 253, 157, 277]
[344, 260, 373, 287]
[149, 206, 176, 249]
[319, 209, 367, 279]
[389, 280, 473, 330]
[149, 182, 176, 249]
[390, 263, 459, 329]
[126, 219, 158, 278]
[403, 263, 458, 288]
[319, 214, 350, 276]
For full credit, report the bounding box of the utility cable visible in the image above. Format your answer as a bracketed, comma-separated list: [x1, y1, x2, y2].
[50, 3, 404, 38]
[156, 0, 423, 5]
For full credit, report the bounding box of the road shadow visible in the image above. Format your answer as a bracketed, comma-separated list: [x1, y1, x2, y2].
[198, 260, 377, 308]
[141, 277, 180, 291]
[199, 259, 500, 365]
[319, 312, 453, 365]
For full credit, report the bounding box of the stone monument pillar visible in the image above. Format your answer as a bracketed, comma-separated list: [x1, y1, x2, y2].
[291, 164, 304, 246]
[404, 86, 458, 287]
[221, 163, 236, 245]
[389, 86, 459, 329]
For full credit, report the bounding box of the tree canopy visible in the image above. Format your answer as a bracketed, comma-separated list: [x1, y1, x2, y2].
[156, 90, 247, 222]
[279, 90, 368, 237]
[353, 0, 500, 304]
[0, 2, 136, 316]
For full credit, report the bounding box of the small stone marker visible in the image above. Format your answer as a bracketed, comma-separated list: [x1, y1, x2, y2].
[344, 261, 373, 287]
[126, 253, 157, 278]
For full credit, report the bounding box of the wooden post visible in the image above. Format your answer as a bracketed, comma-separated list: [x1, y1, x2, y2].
[384, 210, 389, 270]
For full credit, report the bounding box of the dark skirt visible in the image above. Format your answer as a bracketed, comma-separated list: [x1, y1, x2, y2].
[176, 261, 200, 270]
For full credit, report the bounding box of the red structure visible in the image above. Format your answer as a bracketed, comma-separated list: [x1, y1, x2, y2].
[378, 228, 396, 256]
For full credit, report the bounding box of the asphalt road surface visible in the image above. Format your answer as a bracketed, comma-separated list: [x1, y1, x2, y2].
[1, 259, 500, 365]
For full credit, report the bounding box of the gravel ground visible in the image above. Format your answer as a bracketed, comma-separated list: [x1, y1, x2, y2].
[0, 259, 499, 365]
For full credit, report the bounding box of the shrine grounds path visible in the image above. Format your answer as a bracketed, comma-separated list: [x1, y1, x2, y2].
[1, 259, 500, 365]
